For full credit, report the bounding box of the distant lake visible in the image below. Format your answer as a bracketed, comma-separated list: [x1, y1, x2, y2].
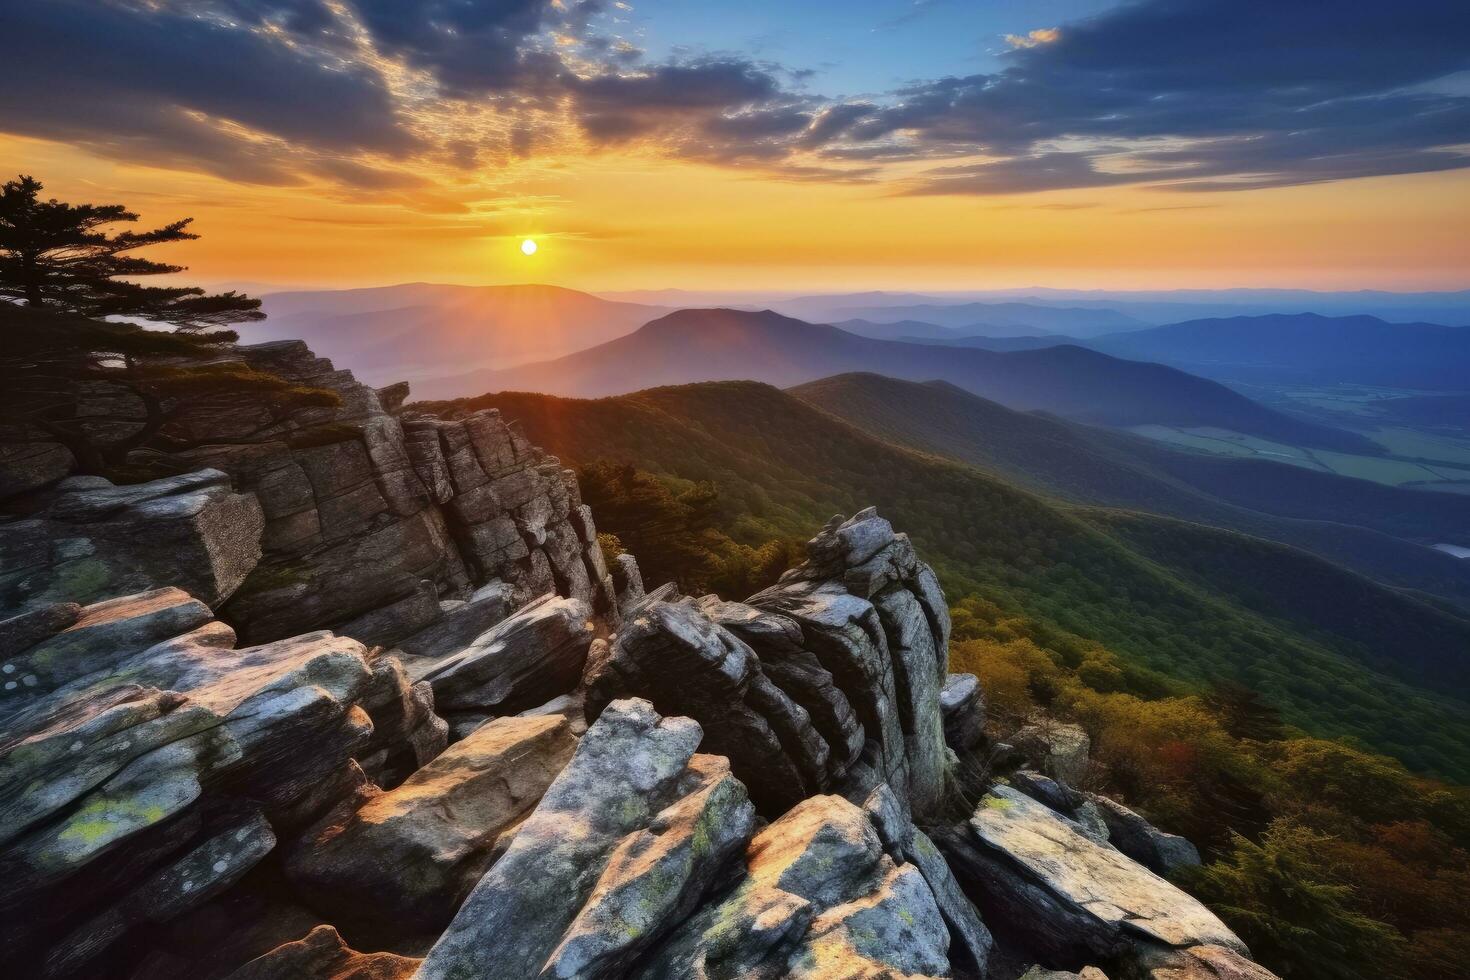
[1433, 543, 1470, 559]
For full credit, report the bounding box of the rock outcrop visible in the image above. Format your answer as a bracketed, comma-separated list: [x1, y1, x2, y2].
[937, 787, 1246, 971]
[1, 339, 617, 649]
[416, 698, 756, 980]
[0, 588, 442, 975]
[410, 593, 594, 736]
[584, 508, 952, 819]
[636, 791, 954, 979]
[223, 925, 419, 980]
[286, 714, 577, 935]
[0, 469, 263, 610]
[2, 462, 1284, 980]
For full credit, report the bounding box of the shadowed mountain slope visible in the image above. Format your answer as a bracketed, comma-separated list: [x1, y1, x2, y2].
[416, 308, 1377, 453]
[790, 373, 1470, 609]
[414, 380, 1470, 779]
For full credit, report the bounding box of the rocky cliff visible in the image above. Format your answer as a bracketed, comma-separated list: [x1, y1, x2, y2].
[2, 340, 617, 644]
[0, 339, 1280, 980]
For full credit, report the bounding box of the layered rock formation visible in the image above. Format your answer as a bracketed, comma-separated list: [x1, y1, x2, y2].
[0, 589, 435, 975]
[0, 340, 616, 648]
[584, 508, 951, 818]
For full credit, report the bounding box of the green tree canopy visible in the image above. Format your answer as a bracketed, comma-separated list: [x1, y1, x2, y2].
[0, 174, 262, 329]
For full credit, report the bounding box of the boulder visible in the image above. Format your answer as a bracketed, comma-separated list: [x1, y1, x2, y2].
[1022, 968, 1110, 980]
[585, 596, 818, 814]
[354, 655, 448, 788]
[0, 470, 264, 611]
[414, 593, 593, 719]
[0, 587, 213, 718]
[1008, 770, 1084, 815]
[287, 715, 577, 934]
[1121, 943, 1280, 980]
[613, 552, 644, 613]
[636, 793, 953, 980]
[43, 811, 276, 978]
[539, 754, 757, 979]
[1086, 794, 1201, 876]
[415, 698, 752, 980]
[1011, 721, 1091, 788]
[941, 672, 986, 752]
[863, 783, 994, 975]
[393, 581, 517, 662]
[224, 925, 419, 980]
[938, 787, 1246, 968]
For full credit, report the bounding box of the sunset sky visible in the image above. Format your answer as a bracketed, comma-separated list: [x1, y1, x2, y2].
[3, 0, 1469, 292]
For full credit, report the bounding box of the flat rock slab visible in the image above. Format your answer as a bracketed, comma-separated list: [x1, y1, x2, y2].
[961, 787, 1244, 958]
[288, 714, 577, 933]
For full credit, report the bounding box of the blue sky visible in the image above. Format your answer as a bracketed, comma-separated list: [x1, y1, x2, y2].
[623, 0, 1121, 93]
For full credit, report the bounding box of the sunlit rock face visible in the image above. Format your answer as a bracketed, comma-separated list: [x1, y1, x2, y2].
[585, 508, 953, 820]
[0, 338, 617, 648]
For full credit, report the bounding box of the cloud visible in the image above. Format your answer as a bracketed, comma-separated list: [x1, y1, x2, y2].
[869, 0, 1470, 193]
[2, 0, 1467, 201]
[1004, 28, 1059, 49]
[343, 0, 563, 95]
[568, 59, 785, 144]
[0, 0, 418, 184]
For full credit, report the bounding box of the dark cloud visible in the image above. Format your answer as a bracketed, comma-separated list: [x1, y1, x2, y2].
[344, 0, 559, 96]
[863, 0, 1470, 193]
[569, 59, 784, 143]
[0, 0, 417, 183]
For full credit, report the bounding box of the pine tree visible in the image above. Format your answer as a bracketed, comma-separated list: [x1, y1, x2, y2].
[0, 175, 262, 329]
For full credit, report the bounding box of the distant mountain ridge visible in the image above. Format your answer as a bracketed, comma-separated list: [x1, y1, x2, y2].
[1085, 313, 1470, 389]
[833, 318, 1068, 341]
[255, 283, 671, 384]
[417, 307, 1378, 453]
[821, 300, 1147, 337]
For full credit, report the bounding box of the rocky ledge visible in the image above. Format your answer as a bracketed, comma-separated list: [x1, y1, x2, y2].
[1, 338, 1279, 980]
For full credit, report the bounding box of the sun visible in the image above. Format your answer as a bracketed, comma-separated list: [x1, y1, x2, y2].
[520, 238, 538, 256]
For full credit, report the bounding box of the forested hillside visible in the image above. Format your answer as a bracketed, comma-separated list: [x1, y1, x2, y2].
[791, 373, 1470, 607]
[416, 381, 1470, 780]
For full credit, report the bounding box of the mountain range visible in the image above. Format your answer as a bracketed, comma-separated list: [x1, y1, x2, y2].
[415, 308, 1377, 452]
[900, 312, 1470, 391]
[817, 301, 1147, 337]
[415, 379, 1470, 780]
[254, 283, 671, 384]
[1083, 313, 1470, 389]
[791, 373, 1470, 608]
[756, 287, 1470, 327]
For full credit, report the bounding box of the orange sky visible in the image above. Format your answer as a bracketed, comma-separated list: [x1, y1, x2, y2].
[6, 132, 1469, 294]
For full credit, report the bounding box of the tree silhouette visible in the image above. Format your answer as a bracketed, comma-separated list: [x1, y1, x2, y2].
[0, 175, 262, 329]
